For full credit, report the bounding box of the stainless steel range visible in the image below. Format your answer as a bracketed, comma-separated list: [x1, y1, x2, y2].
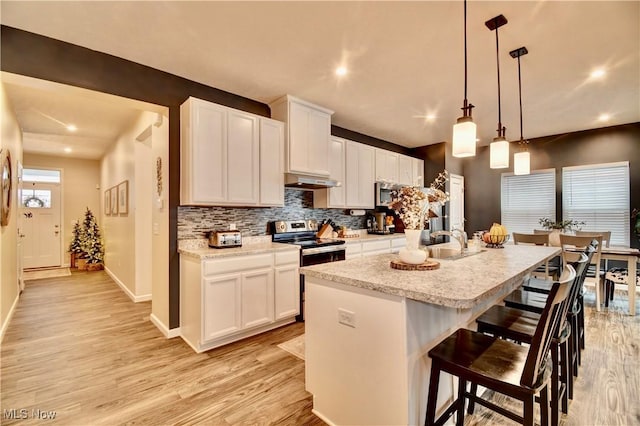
[271, 220, 346, 321]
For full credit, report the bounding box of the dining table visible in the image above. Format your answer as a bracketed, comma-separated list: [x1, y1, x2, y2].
[599, 246, 640, 315]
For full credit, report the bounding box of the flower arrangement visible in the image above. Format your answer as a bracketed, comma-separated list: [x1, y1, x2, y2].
[538, 217, 585, 232]
[389, 170, 449, 230]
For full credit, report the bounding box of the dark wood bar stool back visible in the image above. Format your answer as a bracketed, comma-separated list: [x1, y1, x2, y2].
[475, 254, 589, 426]
[425, 265, 576, 426]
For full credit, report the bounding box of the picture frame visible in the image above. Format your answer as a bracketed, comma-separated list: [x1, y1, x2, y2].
[104, 188, 111, 216]
[117, 180, 129, 215]
[110, 185, 118, 215]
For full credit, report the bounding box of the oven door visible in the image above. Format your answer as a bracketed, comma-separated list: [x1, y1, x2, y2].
[298, 246, 346, 321]
[301, 246, 346, 266]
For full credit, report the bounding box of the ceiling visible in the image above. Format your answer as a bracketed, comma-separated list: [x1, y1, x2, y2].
[1, 1, 639, 151]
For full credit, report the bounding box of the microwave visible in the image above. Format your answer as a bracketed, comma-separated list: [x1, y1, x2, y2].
[375, 182, 401, 207]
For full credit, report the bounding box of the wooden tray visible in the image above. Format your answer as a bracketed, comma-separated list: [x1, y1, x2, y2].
[390, 259, 440, 271]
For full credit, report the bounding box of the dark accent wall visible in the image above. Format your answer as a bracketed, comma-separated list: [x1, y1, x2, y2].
[332, 125, 413, 155]
[464, 123, 640, 248]
[1, 25, 410, 329]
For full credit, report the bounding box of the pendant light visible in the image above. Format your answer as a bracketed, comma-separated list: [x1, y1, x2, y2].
[511, 46, 531, 175]
[452, 0, 476, 158]
[486, 15, 509, 169]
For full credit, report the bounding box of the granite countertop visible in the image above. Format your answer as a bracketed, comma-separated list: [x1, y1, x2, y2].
[178, 236, 299, 260]
[300, 243, 561, 309]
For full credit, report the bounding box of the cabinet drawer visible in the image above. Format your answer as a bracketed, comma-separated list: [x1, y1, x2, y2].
[391, 238, 407, 248]
[345, 242, 363, 256]
[204, 254, 272, 276]
[362, 240, 391, 253]
[275, 250, 299, 266]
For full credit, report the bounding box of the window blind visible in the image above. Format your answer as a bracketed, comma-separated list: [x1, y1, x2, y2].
[562, 162, 630, 246]
[501, 169, 556, 236]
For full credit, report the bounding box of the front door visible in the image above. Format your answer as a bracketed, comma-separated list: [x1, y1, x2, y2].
[20, 182, 62, 269]
[449, 174, 465, 232]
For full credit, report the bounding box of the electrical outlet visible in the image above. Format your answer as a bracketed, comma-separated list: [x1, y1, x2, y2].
[229, 223, 237, 230]
[338, 308, 356, 328]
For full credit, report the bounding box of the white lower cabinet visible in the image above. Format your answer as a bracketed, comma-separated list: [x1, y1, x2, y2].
[345, 236, 407, 259]
[181, 250, 299, 353]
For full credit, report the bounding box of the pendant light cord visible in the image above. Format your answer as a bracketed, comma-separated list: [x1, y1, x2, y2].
[495, 24, 503, 137]
[517, 55, 524, 142]
[463, 0, 468, 102]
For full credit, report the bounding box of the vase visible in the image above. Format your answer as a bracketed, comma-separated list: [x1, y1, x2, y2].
[549, 229, 562, 247]
[399, 229, 427, 264]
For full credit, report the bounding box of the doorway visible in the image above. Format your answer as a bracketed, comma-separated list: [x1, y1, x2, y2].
[19, 169, 62, 269]
[448, 173, 465, 232]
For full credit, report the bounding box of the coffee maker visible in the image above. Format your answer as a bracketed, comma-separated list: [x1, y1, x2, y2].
[367, 212, 393, 234]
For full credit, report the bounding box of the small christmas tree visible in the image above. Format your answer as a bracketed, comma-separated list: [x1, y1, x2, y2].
[69, 220, 85, 255]
[81, 207, 104, 264]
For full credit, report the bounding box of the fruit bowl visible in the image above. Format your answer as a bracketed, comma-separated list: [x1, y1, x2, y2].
[483, 233, 510, 248]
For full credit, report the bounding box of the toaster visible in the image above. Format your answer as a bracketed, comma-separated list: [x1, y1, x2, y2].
[208, 230, 242, 248]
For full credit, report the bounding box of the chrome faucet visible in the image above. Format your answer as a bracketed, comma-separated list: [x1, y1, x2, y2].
[431, 229, 468, 252]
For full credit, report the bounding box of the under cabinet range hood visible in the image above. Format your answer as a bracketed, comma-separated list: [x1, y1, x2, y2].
[284, 173, 340, 190]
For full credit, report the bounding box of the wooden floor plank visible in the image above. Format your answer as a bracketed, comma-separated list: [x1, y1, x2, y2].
[1, 271, 638, 425]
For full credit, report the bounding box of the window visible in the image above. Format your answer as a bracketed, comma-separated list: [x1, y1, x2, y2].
[22, 168, 60, 183]
[21, 189, 52, 208]
[501, 169, 556, 236]
[563, 162, 630, 246]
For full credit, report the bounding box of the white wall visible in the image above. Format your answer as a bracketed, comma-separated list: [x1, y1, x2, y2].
[22, 154, 101, 266]
[0, 82, 23, 340]
[101, 110, 168, 308]
[150, 115, 170, 333]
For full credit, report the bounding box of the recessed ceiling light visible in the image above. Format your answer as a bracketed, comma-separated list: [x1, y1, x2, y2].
[426, 114, 436, 121]
[66, 124, 77, 132]
[598, 113, 610, 122]
[335, 66, 347, 76]
[590, 68, 606, 79]
[64, 147, 72, 153]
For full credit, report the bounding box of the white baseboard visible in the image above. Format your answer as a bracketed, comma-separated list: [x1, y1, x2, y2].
[104, 266, 151, 303]
[150, 313, 180, 339]
[0, 294, 20, 343]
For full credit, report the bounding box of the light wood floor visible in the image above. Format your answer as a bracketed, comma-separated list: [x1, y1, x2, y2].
[1, 272, 638, 425]
[1, 271, 323, 425]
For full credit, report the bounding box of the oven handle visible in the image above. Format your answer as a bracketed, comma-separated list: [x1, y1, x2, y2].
[301, 245, 346, 256]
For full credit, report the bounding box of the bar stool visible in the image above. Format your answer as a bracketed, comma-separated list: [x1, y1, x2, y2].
[475, 254, 588, 426]
[424, 266, 575, 426]
[513, 232, 561, 280]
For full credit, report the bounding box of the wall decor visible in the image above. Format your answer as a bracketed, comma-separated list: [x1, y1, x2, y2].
[110, 185, 118, 215]
[156, 157, 163, 196]
[118, 180, 129, 215]
[104, 188, 111, 216]
[1, 149, 12, 226]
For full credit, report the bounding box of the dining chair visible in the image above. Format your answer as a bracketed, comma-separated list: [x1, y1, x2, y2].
[513, 233, 560, 280]
[575, 231, 611, 280]
[425, 265, 575, 426]
[604, 267, 640, 307]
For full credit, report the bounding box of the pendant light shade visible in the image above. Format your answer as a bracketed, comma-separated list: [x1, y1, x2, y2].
[486, 15, 509, 169]
[514, 151, 531, 175]
[452, 0, 476, 158]
[511, 46, 531, 175]
[452, 116, 477, 157]
[490, 137, 510, 169]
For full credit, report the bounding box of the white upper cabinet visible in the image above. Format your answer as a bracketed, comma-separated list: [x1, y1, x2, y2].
[180, 97, 284, 206]
[181, 98, 227, 204]
[270, 95, 334, 177]
[314, 136, 346, 208]
[412, 157, 424, 187]
[345, 140, 375, 209]
[227, 109, 259, 205]
[397, 154, 413, 185]
[375, 149, 399, 183]
[259, 118, 285, 206]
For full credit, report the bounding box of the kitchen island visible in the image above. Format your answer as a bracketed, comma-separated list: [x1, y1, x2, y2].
[301, 242, 560, 426]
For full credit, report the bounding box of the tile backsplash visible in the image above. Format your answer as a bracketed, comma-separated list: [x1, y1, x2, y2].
[178, 189, 369, 239]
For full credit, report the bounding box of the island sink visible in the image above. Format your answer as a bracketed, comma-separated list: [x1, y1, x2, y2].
[429, 247, 485, 260]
